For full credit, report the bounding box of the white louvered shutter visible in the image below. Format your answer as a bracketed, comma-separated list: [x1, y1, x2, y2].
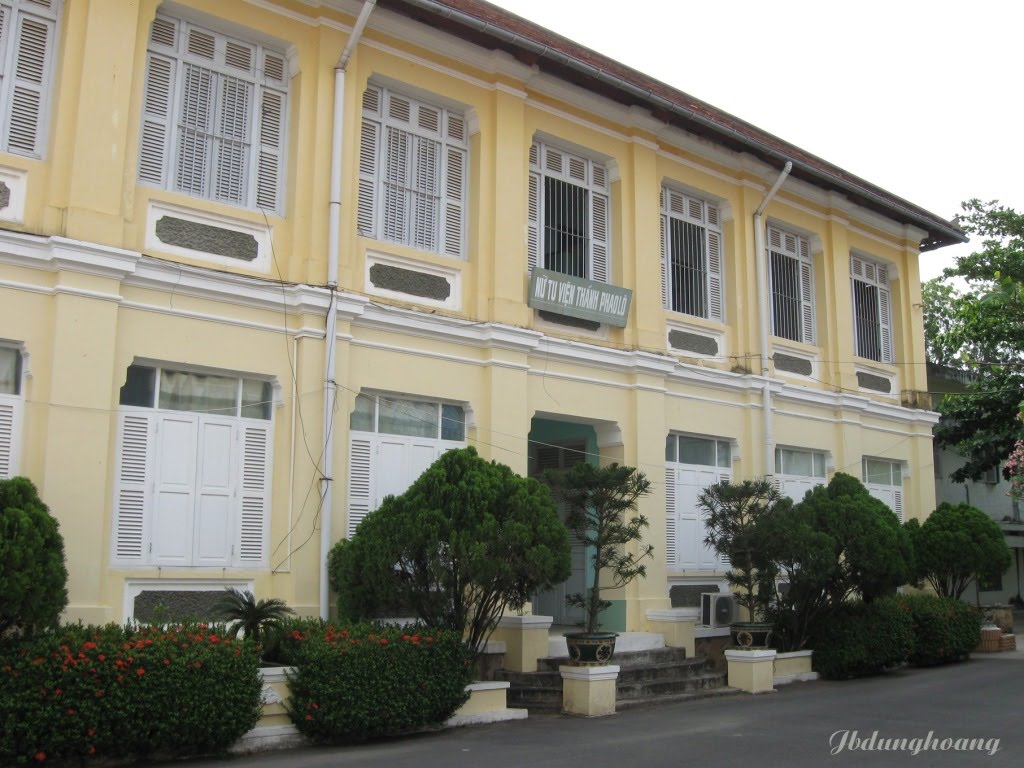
[664, 465, 676, 568]
[0, 397, 18, 479]
[878, 272, 893, 364]
[175, 62, 215, 197]
[591, 187, 609, 283]
[381, 94, 411, 244]
[347, 435, 373, 537]
[893, 488, 904, 523]
[357, 86, 381, 237]
[527, 142, 541, 272]
[237, 422, 272, 565]
[798, 238, 815, 344]
[715, 471, 731, 570]
[5, 8, 55, 156]
[441, 112, 466, 259]
[660, 203, 668, 309]
[707, 228, 724, 322]
[213, 74, 252, 205]
[255, 66, 286, 211]
[112, 413, 153, 564]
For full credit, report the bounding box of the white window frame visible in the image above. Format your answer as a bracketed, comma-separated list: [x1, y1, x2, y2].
[0, 343, 24, 479]
[661, 187, 724, 322]
[357, 84, 468, 259]
[774, 446, 827, 502]
[850, 254, 894, 363]
[137, 13, 290, 214]
[863, 457, 905, 522]
[0, 0, 60, 158]
[110, 364, 274, 569]
[768, 226, 815, 345]
[528, 139, 611, 282]
[347, 393, 467, 537]
[665, 433, 733, 573]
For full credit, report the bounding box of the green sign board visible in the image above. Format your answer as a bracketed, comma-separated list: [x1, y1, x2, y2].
[527, 268, 633, 328]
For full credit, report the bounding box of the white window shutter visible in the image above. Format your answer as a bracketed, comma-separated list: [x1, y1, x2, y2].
[6, 10, 54, 156]
[664, 466, 676, 568]
[213, 75, 252, 205]
[381, 126, 409, 243]
[590, 189, 609, 282]
[441, 143, 466, 259]
[893, 488, 904, 523]
[347, 435, 374, 537]
[237, 422, 272, 565]
[138, 53, 176, 185]
[0, 397, 19, 479]
[0, 7, 11, 138]
[357, 115, 380, 237]
[410, 138, 438, 252]
[715, 471, 732, 570]
[527, 169, 541, 273]
[660, 212, 668, 309]
[175, 63, 215, 197]
[255, 87, 286, 212]
[112, 413, 153, 564]
[707, 229, 724, 322]
[799, 257, 815, 345]
[878, 283, 893, 363]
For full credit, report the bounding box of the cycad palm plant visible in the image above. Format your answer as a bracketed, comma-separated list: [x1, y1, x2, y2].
[215, 588, 295, 660]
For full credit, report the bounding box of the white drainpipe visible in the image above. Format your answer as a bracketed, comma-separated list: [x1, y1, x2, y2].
[753, 161, 792, 478]
[320, 0, 377, 620]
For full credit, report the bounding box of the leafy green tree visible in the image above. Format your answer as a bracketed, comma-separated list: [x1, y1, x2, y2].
[329, 447, 571, 654]
[794, 473, 913, 605]
[215, 588, 295, 659]
[0, 477, 68, 635]
[546, 463, 653, 635]
[907, 502, 1012, 599]
[925, 199, 1024, 480]
[698, 479, 784, 623]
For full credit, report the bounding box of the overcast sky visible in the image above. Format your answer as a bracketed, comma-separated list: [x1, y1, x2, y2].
[488, 0, 1022, 281]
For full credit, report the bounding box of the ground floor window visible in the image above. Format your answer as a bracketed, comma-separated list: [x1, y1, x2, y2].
[666, 434, 732, 571]
[775, 446, 827, 502]
[111, 364, 274, 568]
[347, 393, 466, 536]
[863, 457, 904, 522]
[0, 345, 24, 479]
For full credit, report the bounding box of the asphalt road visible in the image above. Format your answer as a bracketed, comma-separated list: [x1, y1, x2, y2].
[168, 651, 1021, 768]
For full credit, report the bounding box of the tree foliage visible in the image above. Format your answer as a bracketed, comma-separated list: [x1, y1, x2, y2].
[0, 477, 68, 635]
[906, 502, 1011, 599]
[546, 463, 653, 635]
[329, 447, 571, 654]
[924, 199, 1024, 480]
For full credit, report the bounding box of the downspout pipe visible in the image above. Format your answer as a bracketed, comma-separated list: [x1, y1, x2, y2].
[321, 0, 377, 620]
[753, 161, 792, 478]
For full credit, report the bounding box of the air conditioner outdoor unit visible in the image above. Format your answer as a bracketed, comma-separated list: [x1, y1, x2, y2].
[701, 592, 735, 628]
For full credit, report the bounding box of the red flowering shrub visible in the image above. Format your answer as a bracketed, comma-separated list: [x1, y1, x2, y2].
[0, 623, 261, 765]
[898, 593, 981, 667]
[278, 620, 473, 743]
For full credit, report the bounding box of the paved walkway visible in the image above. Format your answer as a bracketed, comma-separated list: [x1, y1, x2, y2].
[168, 650, 1022, 768]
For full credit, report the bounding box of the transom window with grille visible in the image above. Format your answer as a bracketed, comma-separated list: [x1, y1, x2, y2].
[137, 14, 289, 213]
[660, 188, 723, 321]
[863, 457, 904, 522]
[528, 141, 610, 281]
[850, 255, 893, 363]
[768, 226, 815, 344]
[111, 364, 275, 569]
[347, 394, 466, 536]
[356, 85, 467, 259]
[0, 0, 59, 158]
[0, 345, 24, 479]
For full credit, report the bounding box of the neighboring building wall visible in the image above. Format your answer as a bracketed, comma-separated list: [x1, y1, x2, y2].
[0, 0, 944, 625]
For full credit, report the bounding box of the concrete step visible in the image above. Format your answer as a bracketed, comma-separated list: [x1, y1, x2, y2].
[615, 686, 742, 711]
[615, 657, 711, 682]
[617, 671, 727, 700]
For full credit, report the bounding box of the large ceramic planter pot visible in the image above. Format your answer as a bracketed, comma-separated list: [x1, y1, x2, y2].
[730, 622, 773, 649]
[565, 632, 618, 666]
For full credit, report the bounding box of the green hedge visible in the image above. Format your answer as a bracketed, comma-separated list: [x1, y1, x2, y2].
[898, 594, 981, 666]
[279, 621, 474, 743]
[0, 624, 261, 765]
[811, 597, 914, 679]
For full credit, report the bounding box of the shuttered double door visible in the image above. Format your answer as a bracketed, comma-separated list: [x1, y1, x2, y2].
[665, 463, 731, 572]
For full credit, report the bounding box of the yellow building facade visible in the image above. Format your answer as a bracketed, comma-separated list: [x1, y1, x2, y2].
[0, 0, 963, 628]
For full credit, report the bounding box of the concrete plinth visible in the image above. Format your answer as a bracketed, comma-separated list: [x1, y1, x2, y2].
[491, 614, 552, 672]
[559, 664, 619, 717]
[646, 608, 697, 658]
[725, 649, 776, 693]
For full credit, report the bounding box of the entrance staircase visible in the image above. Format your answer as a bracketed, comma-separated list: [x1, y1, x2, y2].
[496, 646, 736, 712]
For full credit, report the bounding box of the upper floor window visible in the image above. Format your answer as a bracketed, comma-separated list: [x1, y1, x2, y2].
[119, 364, 272, 419]
[661, 188, 723, 322]
[356, 85, 467, 259]
[0, 344, 20, 395]
[768, 226, 815, 345]
[665, 433, 731, 468]
[528, 140, 610, 282]
[0, 345, 24, 479]
[137, 14, 289, 214]
[863, 457, 904, 521]
[0, 0, 59, 158]
[350, 393, 465, 441]
[850, 255, 893, 363]
[776, 446, 827, 478]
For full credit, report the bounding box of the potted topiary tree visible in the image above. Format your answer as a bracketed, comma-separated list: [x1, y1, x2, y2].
[546, 462, 653, 665]
[698, 478, 783, 648]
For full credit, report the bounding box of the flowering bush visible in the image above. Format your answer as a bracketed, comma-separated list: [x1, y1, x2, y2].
[898, 594, 981, 666]
[1006, 439, 1024, 499]
[0, 623, 261, 765]
[278, 620, 474, 743]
